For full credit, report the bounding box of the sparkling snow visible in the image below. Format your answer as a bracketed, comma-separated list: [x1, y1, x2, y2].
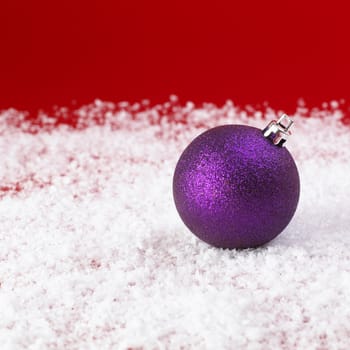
[0, 100, 349, 349]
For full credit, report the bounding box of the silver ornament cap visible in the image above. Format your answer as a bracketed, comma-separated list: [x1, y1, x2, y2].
[263, 114, 294, 147]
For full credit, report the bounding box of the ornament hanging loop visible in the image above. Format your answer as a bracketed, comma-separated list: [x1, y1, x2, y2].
[263, 114, 294, 147]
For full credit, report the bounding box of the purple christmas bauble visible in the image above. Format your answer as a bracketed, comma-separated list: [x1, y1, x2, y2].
[173, 124, 300, 249]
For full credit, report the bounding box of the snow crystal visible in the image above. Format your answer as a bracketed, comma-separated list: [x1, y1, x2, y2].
[0, 100, 349, 349]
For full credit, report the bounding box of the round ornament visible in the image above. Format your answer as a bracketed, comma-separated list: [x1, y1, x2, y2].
[173, 114, 300, 249]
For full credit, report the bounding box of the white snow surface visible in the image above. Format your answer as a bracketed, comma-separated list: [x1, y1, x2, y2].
[0, 100, 349, 349]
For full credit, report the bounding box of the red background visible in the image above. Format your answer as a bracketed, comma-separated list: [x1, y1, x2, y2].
[1, 0, 349, 115]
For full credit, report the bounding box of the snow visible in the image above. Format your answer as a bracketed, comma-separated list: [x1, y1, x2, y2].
[0, 101, 349, 349]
